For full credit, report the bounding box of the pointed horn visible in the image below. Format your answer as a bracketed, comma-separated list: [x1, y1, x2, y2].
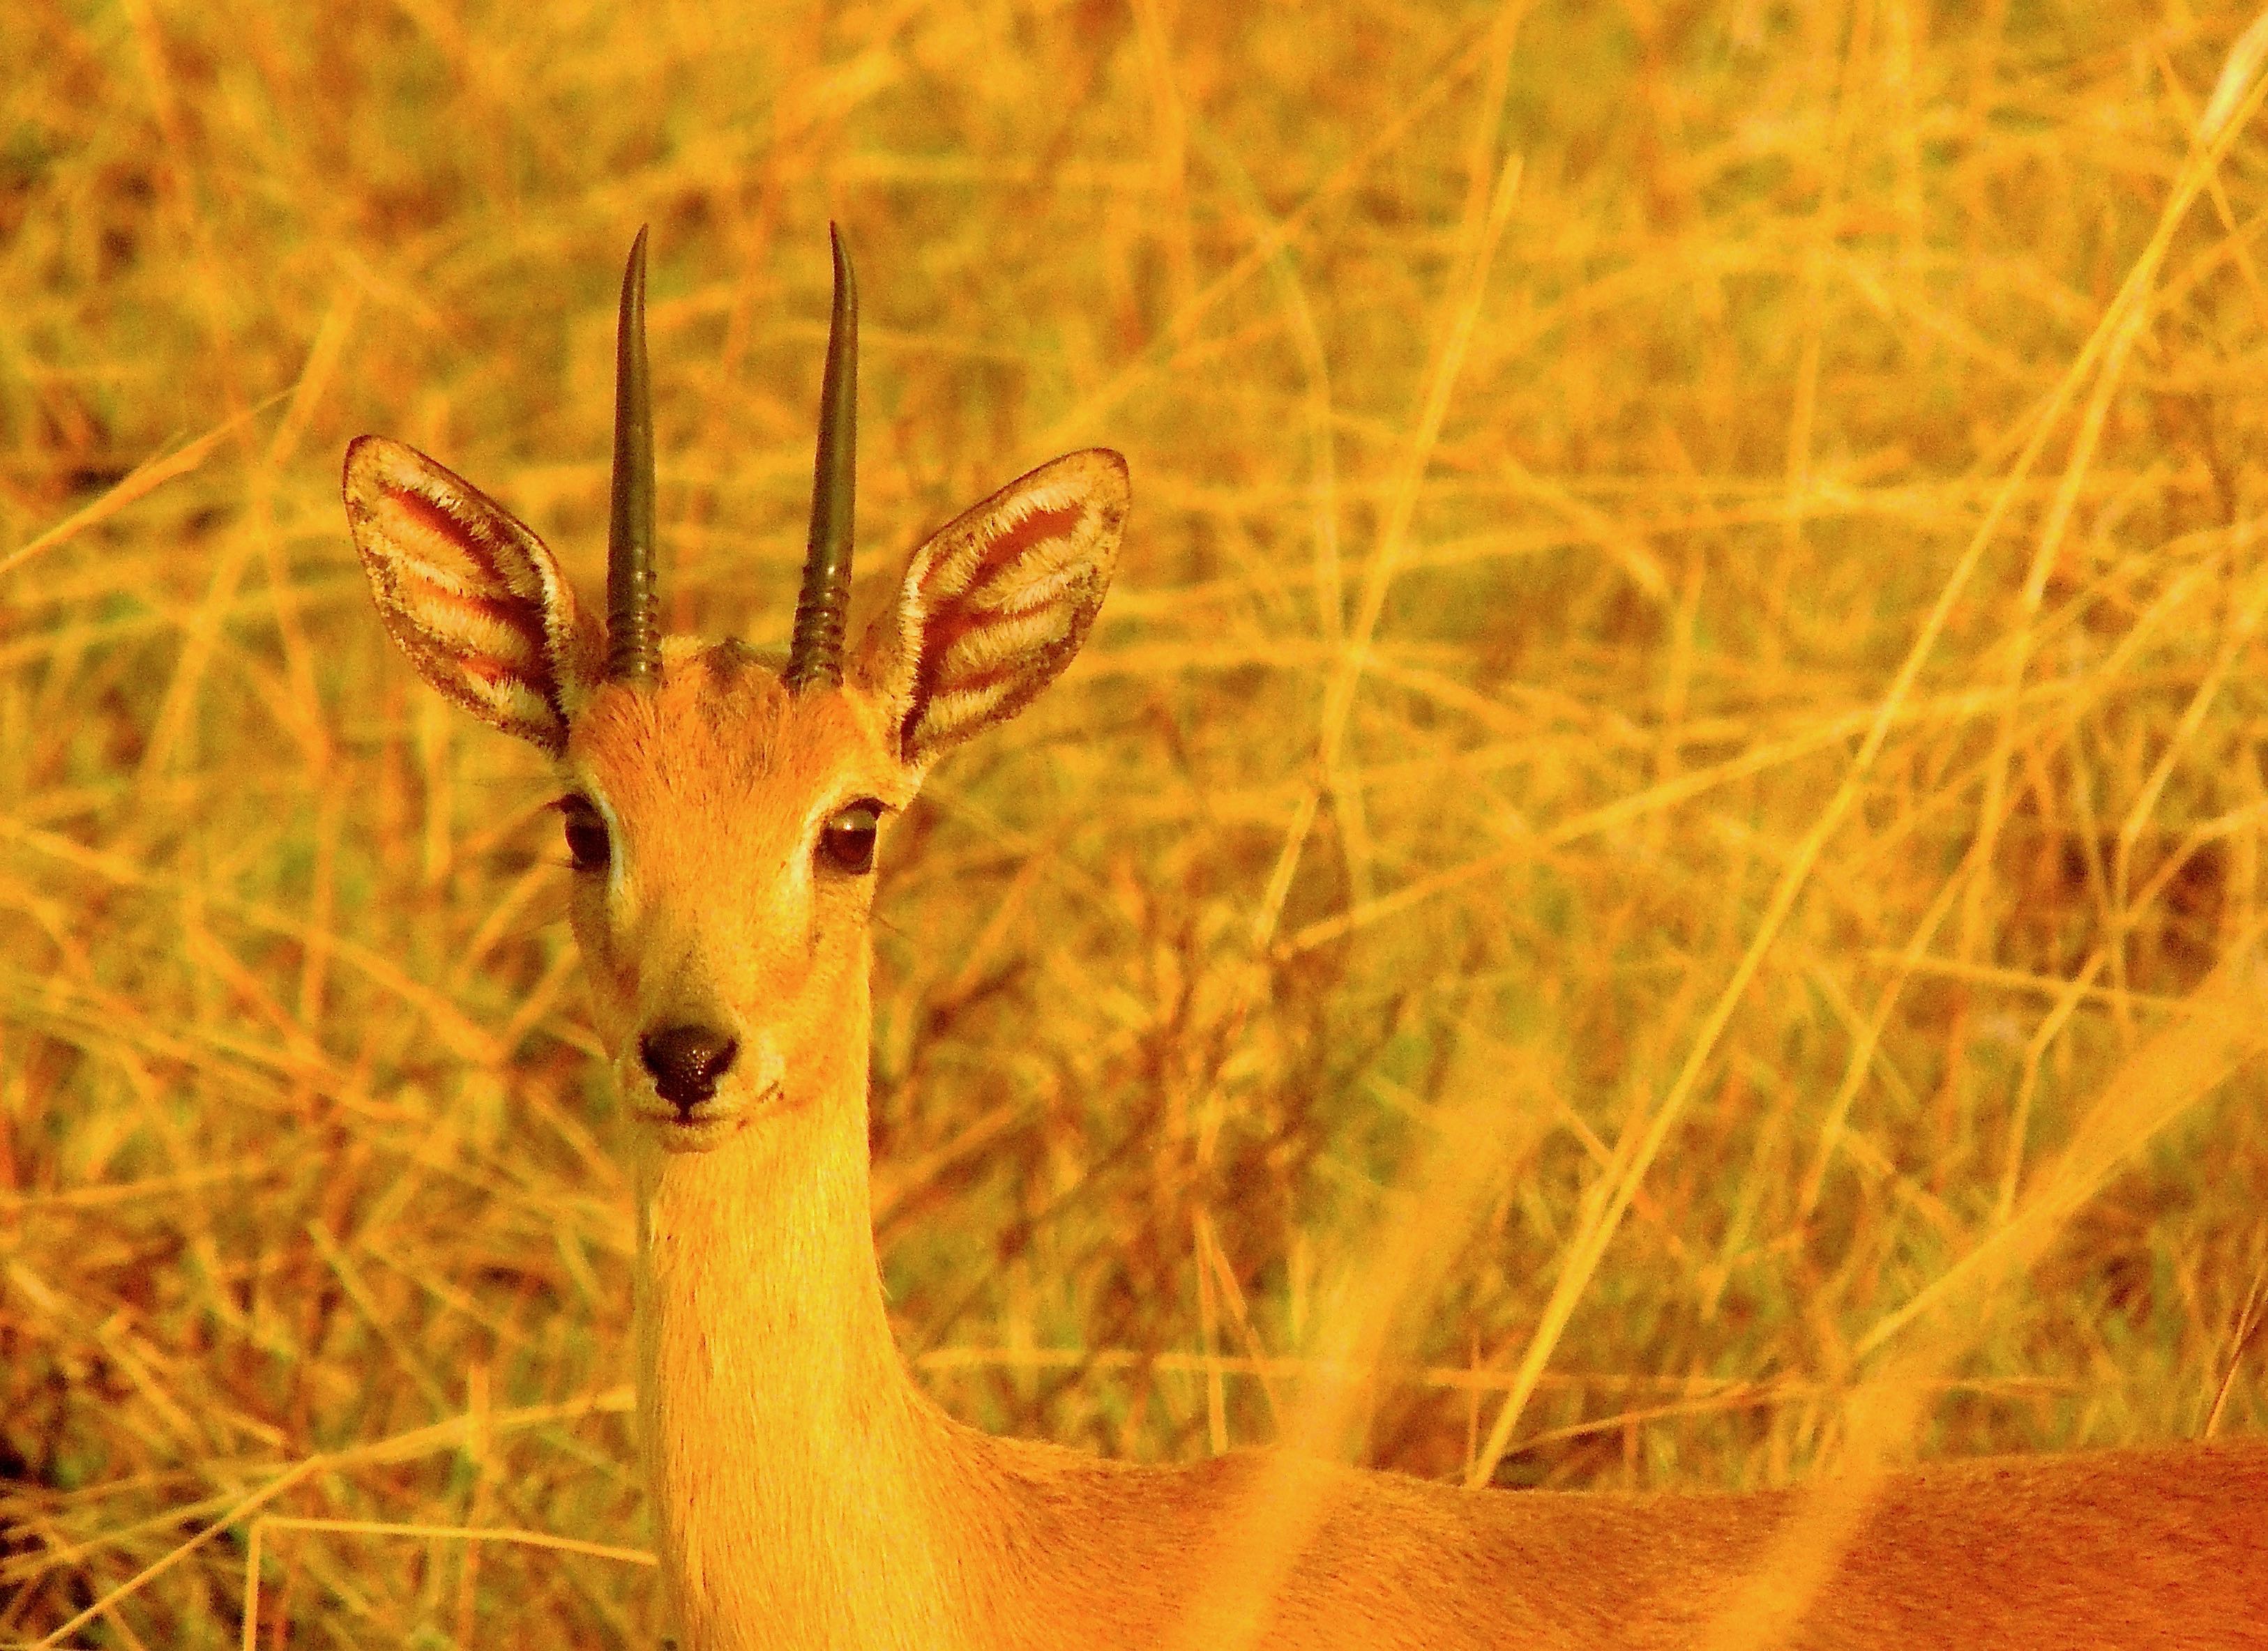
[784, 224, 857, 693]
[605, 226, 660, 685]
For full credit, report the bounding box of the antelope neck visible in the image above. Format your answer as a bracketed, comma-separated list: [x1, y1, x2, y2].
[630, 973, 983, 1648]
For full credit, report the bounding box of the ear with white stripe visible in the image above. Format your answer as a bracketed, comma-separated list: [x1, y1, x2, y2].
[343, 436, 600, 754]
[858, 449, 1127, 769]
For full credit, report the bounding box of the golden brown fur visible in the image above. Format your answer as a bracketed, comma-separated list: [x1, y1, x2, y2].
[970, 1439, 2268, 1650]
[345, 434, 2268, 1650]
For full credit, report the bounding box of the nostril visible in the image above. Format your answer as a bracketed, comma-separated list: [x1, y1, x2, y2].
[640, 1024, 740, 1111]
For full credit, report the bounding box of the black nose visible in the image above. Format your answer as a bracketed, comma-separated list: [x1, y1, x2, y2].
[640, 1024, 739, 1111]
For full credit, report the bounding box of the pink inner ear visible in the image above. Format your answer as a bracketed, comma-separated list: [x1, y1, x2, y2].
[386, 484, 473, 541]
[377, 480, 547, 636]
[927, 503, 1084, 607]
[897, 502, 1092, 759]
[915, 505, 1084, 688]
[381, 485, 508, 579]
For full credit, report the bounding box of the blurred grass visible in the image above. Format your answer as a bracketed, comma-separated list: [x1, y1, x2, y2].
[5, 0, 2268, 1643]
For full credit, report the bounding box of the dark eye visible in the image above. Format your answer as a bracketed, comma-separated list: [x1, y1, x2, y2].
[817, 800, 882, 877]
[560, 795, 610, 874]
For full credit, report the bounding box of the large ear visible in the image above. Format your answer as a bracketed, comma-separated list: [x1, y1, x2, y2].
[856, 449, 1128, 769]
[342, 436, 600, 754]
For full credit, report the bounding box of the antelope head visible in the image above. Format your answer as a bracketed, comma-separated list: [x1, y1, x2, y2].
[343, 229, 1128, 1153]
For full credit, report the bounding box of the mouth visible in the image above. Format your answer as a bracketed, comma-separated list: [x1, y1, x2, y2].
[630, 1083, 785, 1153]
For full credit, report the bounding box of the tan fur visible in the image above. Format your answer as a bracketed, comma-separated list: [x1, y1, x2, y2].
[348, 439, 2268, 1650]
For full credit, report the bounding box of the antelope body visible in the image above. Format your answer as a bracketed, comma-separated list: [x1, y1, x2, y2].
[345, 230, 2268, 1650]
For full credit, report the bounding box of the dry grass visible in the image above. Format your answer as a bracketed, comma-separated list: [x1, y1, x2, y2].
[6, 0, 2268, 1643]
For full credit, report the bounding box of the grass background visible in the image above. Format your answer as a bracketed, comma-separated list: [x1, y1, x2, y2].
[6, 0, 2268, 1643]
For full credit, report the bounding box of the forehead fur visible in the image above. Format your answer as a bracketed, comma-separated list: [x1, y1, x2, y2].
[565, 640, 895, 826]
